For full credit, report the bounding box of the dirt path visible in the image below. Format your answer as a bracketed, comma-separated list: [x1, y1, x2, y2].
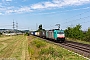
[21, 36, 30, 60]
[25, 36, 30, 60]
[21, 37, 26, 60]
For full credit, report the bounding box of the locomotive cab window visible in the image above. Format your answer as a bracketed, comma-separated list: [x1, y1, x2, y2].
[57, 32, 64, 34]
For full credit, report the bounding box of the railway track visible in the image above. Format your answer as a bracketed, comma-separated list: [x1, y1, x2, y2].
[35, 36, 90, 59]
[60, 41, 90, 58]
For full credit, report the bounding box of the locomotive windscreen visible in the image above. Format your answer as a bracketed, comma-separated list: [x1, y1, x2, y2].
[57, 32, 64, 34]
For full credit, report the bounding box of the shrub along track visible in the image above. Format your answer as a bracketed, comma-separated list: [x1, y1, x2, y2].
[36, 36, 90, 59]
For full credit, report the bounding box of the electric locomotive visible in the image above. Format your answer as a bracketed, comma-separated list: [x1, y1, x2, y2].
[46, 29, 65, 42]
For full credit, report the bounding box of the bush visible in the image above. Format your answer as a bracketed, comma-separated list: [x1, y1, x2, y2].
[24, 32, 29, 36]
[32, 39, 46, 48]
[0, 32, 2, 36]
[39, 47, 63, 58]
[40, 47, 55, 55]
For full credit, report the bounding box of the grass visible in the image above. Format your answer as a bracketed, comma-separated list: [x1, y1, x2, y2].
[31, 39, 46, 48]
[0, 43, 4, 48]
[0, 35, 89, 60]
[66, 37, 90, 45]
[0, 35, 29, 60]
[28, 36, 88, 60]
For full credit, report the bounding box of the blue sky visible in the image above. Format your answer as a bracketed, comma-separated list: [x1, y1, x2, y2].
[0, 0, 90, 30]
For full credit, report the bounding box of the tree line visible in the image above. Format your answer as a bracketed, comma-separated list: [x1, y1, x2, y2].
[65, 24, 90, 42]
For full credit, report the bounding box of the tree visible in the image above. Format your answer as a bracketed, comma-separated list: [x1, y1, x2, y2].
[0, 32, 2, 36]
[37, 24, 45, 32]
[84, 28, 90, 41]
[39, 24, 42, 30]
[65, 24, 84, 40]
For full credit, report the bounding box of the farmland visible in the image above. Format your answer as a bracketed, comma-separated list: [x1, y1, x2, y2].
[0, 35, 30, 60]
[0, 35, 89, 60]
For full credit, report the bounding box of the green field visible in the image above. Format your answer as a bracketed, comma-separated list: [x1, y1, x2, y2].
[0, 35, 89, 60]
[28, 36, 88, 60]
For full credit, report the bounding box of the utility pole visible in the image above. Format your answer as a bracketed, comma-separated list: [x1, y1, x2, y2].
[16, 22, 18, 30]
[13, 20, 15, 33]
[55, 24, 60, 30]
[16, 22, 18, 34]
[13, 20, 15, 30]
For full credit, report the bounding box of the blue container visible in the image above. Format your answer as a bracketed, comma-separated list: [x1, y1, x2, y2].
[33, 32, 35, 35]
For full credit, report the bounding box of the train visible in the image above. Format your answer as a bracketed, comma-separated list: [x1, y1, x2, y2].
[31, 29, 65, 43]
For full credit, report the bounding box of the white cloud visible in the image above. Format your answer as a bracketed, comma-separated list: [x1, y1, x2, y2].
[33, 7, 90, 15]
[0, 12, 3, 15]
[0, 0, 90, 15]
[15, 7, 32, 13]
[31, 3, 45, 9]
[5, 6, 32, 14]
[31, 0, 90, 10]
[2, 0, 12, 2]
[6, 0, 12, 2]
[44, 2, 58, 8]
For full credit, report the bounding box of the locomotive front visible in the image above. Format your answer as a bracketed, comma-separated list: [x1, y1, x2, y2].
[54, 30, 65, 42]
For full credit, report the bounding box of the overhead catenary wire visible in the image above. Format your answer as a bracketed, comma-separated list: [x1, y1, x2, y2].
[78, 20, 90, 24]
[61, 10, 90, 24]
[59, 8, 90, 29]
[62, 15, 90, 24]
[61, 16, 90, 28]
[0, 21, 17, 29]
[0, 25, 12, 27]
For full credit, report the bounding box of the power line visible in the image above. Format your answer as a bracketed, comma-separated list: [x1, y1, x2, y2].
[62, 15, 90, 24]
[79, 20, 90, 24]
[61, 15, 90, 27]
[61, 10, 90, 24]
[0, 25, 12, 27]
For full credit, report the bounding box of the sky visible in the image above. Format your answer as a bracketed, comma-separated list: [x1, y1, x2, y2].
[0, 0, 90, 31]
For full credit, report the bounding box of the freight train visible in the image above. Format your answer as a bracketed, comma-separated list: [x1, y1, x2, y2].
[31, 29, 65, 42]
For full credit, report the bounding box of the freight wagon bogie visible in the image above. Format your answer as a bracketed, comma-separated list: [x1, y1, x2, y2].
[57, 38, 65, 43]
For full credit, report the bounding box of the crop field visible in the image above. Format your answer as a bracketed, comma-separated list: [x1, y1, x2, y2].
[0, 35, 30, 60]
[0, 35, 89, 60]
